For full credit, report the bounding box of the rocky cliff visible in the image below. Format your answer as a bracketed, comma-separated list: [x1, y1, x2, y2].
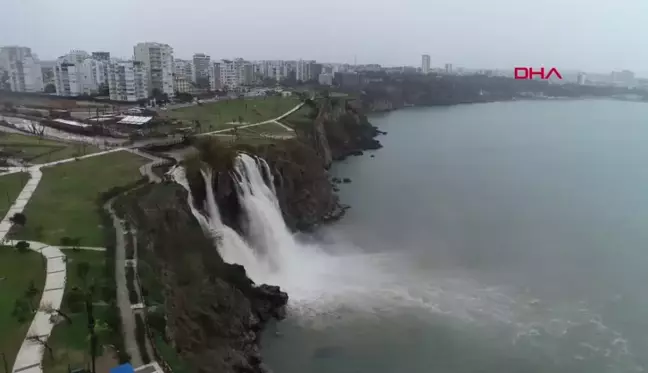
[186, 97, 382, 232]
[116, 98, 383, 373]
[115, 184, 288, 373]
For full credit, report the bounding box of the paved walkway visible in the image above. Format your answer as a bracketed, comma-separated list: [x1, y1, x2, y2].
[125, 149, 170, 184]
[0, 148, 159, 373]
[1, 240, 109, 373]
[105, 199, 145, 366]
[0, 148, 128, 242]
[7, 240, 65, 373]
[198, 101, 303, 136]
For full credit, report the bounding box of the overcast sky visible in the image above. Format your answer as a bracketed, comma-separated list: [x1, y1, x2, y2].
[2, 0, 646, 74]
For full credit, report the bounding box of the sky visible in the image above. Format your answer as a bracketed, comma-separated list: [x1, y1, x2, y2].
[2, 0, 647, 75]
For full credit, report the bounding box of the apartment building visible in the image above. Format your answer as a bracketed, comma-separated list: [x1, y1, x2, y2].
[0, 46, 44, 92]
[174, 59, 193, 80]
[22, 56, 44, 92]
[173, 75, 192, 93]
[296, 60, 320, 82]
[192, 53, 211, 86]
[133, 42, 175, 97]
[209, 62, 221, 90]
[421, 54, 431, 74]
[108, 60, 148, 102]
[53, 61, 82, 96]
[219, 58, 253, 89]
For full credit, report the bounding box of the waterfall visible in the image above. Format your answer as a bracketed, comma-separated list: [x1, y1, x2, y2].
[173, 154, 525, 324]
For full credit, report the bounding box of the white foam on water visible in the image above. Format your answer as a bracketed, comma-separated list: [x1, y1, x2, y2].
[172, 154, 641, 370]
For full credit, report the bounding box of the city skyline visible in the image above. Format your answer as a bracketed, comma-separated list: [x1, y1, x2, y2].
[2, 0, 647, 75]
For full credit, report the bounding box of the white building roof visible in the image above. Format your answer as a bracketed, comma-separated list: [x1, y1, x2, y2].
[52, 118, 91, 128]
[118, 116, 153, 126]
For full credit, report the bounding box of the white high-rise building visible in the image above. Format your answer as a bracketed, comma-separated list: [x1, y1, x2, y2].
[192, 53, 211, 86]
[66, 50, 90, 64]
[108, 60, 148, 102]
[422, 54, 431, 74]
[257, 60, 290, 82]
[133, 42, 175, 97]
[296, 60, 316, 82]
[53, 51, 101, 96]
[22, 56, 44, 92]
[174, 59, 192, 80]
[54, 61, 82, 96]
[219, 58, 253, 89]
[0, 46, 44, 92]
[577, 72, 587, 85]
[444, 63, 453, 74]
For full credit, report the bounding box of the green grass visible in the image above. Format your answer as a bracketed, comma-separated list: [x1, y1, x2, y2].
[166, 96, 300, 132]
[0, 133, 100, 164]
[245, 122, 295, 134]
[0, 246, 46, 369]
[16, 151, 148, 246]
[44, 250, 113, 373]
[0, 172, 29, 217]
[281, 102, 316, 129]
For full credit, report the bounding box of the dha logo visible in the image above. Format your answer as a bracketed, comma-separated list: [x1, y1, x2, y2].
[514, 67, 563, 80]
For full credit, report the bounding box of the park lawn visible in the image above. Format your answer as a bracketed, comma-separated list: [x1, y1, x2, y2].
[280, 103, 315, 129]
[244, 122, 295, 135]
[0, 172, 29, 217]
[43, 250, 113, 373]
[167, 96, 300, 131]
[16, 151, 148, 246]
[0, 133, 100, 164]
[0, 246, 46, 370]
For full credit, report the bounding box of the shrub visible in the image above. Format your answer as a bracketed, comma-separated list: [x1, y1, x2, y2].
[135, 314, 151, 363]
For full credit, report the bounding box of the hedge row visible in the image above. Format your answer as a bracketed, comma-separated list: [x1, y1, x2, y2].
[135, 314, 151, 364]
[126, 265, 139, 305]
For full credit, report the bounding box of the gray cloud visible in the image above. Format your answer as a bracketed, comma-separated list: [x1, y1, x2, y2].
[2, 0, 646, 74]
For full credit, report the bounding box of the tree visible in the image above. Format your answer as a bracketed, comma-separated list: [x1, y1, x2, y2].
[41, 303, 73, 324]
[11, 298, 31, 323]
[0, 70, 10, 90]
[59, 237, 72, 246]
[44, 84, 56, 94]
[15, 241, 30, 253]
[34, 225, 44, 241]
[76, 261, 90, 282]
[9, 212, 26, 226]
[98, 83, 109, 96]
[65, 286, 86, 313]
[25, 280, 40, 311]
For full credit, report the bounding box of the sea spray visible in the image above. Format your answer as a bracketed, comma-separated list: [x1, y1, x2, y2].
[174, 155, 563, 324]
[172, 155, 636, 367]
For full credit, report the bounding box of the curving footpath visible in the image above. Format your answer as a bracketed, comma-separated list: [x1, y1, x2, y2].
[3, 241, 105, 373]
[198, 101, 303, 136]
[7, 240, 65, 373]
[0, 148, 153, 373]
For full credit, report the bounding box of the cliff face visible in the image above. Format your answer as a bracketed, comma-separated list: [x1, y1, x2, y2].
[116, 184, 287, 373]
[303, 98, 383, 165]
[186, 138, 343, 233]
[117, 98, 383, 373]
[186, 97, 382, 232]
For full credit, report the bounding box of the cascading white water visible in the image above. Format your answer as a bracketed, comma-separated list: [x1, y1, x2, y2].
[172, 153, 637, 369]
[174, 153, 600, 337]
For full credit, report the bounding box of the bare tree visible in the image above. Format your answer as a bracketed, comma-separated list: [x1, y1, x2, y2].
[26, 121, 45, 137]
